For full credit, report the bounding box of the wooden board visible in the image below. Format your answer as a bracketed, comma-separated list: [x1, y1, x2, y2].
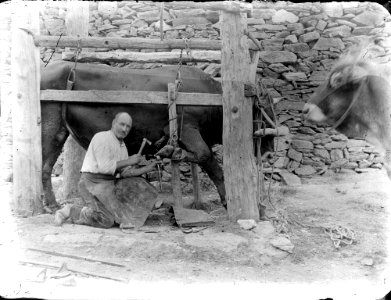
[41, 90, 222, 106]
[173, 207, 214, 228]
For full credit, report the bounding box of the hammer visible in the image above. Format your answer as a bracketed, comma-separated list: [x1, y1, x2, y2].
[138, 137, 152, 155]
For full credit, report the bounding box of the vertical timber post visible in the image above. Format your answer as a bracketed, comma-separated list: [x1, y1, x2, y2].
[168, 82, 183, 207]
[220, 6, 260, 221]
[62, 0, 88, 200]
[11, 2, 44, 216]
[191, 163, 201, 209]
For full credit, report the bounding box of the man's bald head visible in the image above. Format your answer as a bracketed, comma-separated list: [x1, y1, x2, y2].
[111, 112, 132, 141]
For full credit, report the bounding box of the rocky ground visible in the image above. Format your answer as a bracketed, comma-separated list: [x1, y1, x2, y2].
[1, 168, 390, 300]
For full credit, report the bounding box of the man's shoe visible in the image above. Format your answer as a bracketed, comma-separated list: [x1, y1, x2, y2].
[54, 204, 73, 226]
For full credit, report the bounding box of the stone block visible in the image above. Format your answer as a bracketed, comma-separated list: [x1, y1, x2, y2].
[316, 20, 328, 31]
[323, 25, 352, 38]
[322, 2, 343, 18]
[299, 31, 320, 43]
[275, 100, 305, 112]
[291, 139, 314, 152]
[283, 72, 307, 81]
[312, 38, 345, 51]
[268, 63, 290, 73]
[287, 147, 303, 162]
[349, 153, 369, 162]
[352, 11, 385, 27]
[283, 43, 310, 53]
[172, 9, 205, 18]
[330, 149, 344, 162]
[276, 31, 291, 38]
[294, 165, 316, 176]
[252, 8, 277, 20]
[284, 35, 298, 44]
[272, 9, 299, 24]
[346, 139, 367, 148]
[131, 19, 148, 28]
[261, 39, 284, 51]
[352, 26, 373, 35]
[259, 51, 297, 64]
[313, 148, 330, 160]
[247, 18, 266, 25]
[273, 156, 289, 168]
[172, 17, 210, 27]
[324, 141, 347, 150]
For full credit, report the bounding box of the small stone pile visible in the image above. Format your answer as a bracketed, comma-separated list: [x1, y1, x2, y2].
[38, 1, 391, 182]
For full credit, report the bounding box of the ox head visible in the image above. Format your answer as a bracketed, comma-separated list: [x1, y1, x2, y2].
[303, 39, 391, 142]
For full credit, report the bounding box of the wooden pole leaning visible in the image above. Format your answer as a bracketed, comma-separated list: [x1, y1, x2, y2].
[168, 82, 183, 207]
[11, 2, 44, 216]
[191, 163, 202, 209]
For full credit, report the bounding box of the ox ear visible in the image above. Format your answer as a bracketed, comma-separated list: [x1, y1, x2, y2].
[329, 65, 368, 89]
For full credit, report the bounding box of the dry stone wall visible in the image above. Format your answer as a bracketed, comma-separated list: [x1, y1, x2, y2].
[40, 1, 391, 186]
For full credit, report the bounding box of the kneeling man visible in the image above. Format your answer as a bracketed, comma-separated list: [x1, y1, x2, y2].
[54, 112, 158, 228]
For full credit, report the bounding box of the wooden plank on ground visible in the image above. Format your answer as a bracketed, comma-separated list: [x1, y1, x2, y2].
[173, 207, 214, 228]
[279, 170, 302, 186]
[62, 50, 221, 63]
[41, 90, 222, 106]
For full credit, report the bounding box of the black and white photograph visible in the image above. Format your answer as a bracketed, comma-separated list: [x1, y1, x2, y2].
[0, 1, 390, 299]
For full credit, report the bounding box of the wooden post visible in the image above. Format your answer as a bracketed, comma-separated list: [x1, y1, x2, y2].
[168, 82, 182, 207]
[11, 2, 43, 216]
[191, 163, 202, 209]
[220, 8, 259, 221]
[62, 1, 88, 200]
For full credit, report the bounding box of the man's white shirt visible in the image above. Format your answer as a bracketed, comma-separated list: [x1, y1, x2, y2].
[81, 130, 128, 175]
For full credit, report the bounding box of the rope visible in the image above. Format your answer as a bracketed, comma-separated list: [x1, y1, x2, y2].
[324, 225, 356, 248]
[44, 33, 63, 67]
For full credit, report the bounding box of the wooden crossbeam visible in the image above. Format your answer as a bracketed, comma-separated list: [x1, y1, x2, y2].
[62, 50, 221, 63]
[34, 35, 260, 51]
[40, 90, 222, 106]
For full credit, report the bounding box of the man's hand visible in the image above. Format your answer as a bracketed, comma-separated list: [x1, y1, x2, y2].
[127, 154, 142, 165]
[121, 160, 159, 178]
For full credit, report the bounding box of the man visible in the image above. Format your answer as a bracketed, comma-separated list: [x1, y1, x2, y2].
[54, 112, 158, 228]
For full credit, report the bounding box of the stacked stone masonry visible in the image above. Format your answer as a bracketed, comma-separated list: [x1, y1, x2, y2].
[34, 1, 391, 186]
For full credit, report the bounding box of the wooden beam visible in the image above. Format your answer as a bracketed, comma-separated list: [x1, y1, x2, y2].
[191, 163, 201, 209]
[168, 1, 252, 14]
[11, 2, 44, 216]
[168, 82, 182, 207]
[254, 126, 290, 137]
[34, 35, 260, 51]
[221, 11, 259, 221]
[62, 0, 88, 201]
[62, 50, 221, 63]
[40, 90, 222, 106]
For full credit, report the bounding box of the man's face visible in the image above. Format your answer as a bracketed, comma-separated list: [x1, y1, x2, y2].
[112, 114, 132, 140]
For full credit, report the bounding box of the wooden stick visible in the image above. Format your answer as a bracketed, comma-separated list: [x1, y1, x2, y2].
[27, 248, 125, 268]
[62, 50, 221, 63]
[254, 126, 290, 137]
[168, 1, 252, 13]
[168, 83, 183, 207]
[19, 260, 127, 283]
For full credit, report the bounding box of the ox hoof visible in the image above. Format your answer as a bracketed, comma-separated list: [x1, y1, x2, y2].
[171, 148, 187, 161]
[155, 145, 174, 159]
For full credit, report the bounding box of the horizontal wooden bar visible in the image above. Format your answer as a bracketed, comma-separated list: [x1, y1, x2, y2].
[168, 1, 252, 13]
[40, 90, 223, 106]
[62, 50, 221, 63]
[34, 35, 259, 50]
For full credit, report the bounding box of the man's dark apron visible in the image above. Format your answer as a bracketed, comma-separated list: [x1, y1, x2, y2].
[75, 173, 158, 228]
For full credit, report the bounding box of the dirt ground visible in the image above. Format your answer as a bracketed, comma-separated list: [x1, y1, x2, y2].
[1, 168, 390, 300]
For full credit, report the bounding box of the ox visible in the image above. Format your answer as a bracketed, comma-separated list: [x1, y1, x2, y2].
[303, 53, 391, 179]
[41, 61, 226, 212]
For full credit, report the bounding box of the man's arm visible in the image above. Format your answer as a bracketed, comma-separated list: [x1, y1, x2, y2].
[115, 154, 141, 172]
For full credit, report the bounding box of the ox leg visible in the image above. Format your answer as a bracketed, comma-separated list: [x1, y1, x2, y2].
[41, 107, 69, 213]
[178, 125, 226, 208]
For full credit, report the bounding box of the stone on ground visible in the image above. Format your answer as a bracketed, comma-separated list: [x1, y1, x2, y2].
[270, 235, 295, 253]
[279, 170, 302, 185]
[237, 219, 257, 230]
